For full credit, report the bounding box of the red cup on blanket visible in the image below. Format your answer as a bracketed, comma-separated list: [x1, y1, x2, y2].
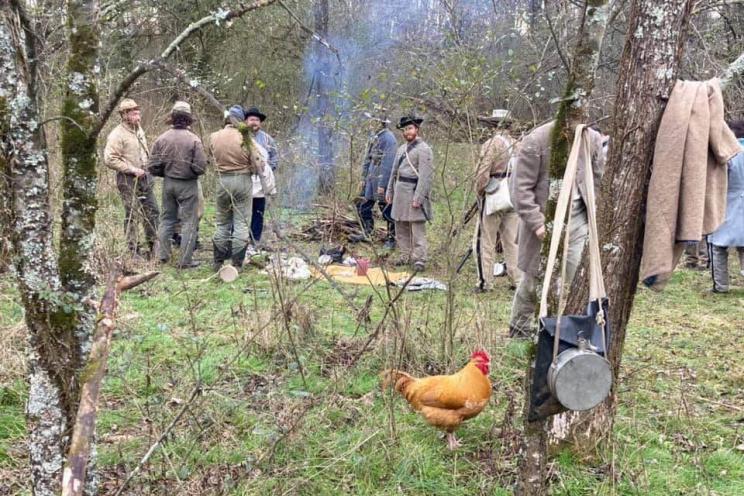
[356, 258, 370, 277]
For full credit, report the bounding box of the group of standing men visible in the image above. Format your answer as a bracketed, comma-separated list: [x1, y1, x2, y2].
[358, 109, 608, 338]
[103, 98, 278, 272]
[355, 114, 434, 272]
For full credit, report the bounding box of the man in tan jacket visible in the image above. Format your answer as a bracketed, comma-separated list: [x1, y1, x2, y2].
[473, 114, 521, 292]
[104, 98, 160, 258]
[209, 105, 266, 272]
[386, 115, 434, 272]
[508, 121, 605, 338]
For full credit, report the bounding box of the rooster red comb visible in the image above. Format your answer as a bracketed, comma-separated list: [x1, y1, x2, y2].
[470, 349, 490, 362]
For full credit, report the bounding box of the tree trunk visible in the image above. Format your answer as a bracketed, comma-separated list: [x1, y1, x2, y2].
[1, 2, 278, 493]
[314, 0, 335, 193]
[516, 1, 609, 494]
[547, 0, 696, 452]
[1, 6, 70, 494]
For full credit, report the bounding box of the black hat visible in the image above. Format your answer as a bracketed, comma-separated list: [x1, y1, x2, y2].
[397, 115, 423, 129]
[244, 106, 267, 121]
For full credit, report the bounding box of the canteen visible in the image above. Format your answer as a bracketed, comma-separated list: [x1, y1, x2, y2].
[547, 338, 612, 411]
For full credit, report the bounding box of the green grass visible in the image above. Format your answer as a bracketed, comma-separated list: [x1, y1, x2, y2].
[1, 143, 743, 494]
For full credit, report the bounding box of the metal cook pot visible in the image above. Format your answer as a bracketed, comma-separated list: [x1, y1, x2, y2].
[548, 341, 612, 411]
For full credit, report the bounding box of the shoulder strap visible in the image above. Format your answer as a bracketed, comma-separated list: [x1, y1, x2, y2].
[539, 124, 605, 318]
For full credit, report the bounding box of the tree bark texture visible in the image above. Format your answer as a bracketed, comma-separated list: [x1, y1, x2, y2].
[516, 2, 609, 495]
[1, 6, 69, 494]
[548, 0, 696, 451]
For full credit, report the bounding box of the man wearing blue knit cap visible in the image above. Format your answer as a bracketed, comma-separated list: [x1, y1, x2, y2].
[208, 104, 267, 272]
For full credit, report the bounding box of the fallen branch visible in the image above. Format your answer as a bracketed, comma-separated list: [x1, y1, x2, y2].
[61, 269, 159, 496]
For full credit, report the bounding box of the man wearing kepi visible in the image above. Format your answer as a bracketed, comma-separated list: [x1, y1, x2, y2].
[350, 113, 398, 248]
[508, 121, 605, 338]
[104, 98, 160, 258]
[148, 101, 207, 269]
[209, 105, 267, 272]
[243, 106, 278, 246]
[386, 115, 434, 272]
[473, 110, 521, 292]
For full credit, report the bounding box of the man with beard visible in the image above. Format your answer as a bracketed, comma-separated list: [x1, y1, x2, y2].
[386, 115, 434, 272]
[243, 106, 278, 247]
[104, 98, 160, 258]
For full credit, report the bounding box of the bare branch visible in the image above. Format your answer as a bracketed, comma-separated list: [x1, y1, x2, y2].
[92, 0, 279, 139]
[277, 0, 342, 64]
[544, 3, 571, 73]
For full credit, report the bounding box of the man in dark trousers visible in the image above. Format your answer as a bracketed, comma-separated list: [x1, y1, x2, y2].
[148, 101, 207, 269]
[351, 113, 398, 248]
[243, 106, 278, 246]
[104, 98, 160, 259]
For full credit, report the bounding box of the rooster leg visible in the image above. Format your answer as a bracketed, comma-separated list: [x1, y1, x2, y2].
[446, 432, 461, 450]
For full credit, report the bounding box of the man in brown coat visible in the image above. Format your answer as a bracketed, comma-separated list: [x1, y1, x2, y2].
[148, 101, 207, 268]
[473, 113, 521, 292]
[209, 105, 267, 272]
[104, 98, 160, 258]
[508, 121, 605, 337]
[386, 115, 434, 272]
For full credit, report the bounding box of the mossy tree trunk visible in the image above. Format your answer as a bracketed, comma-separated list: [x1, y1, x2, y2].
[1, 6, 73, 494]
[547, 0, 697, 451]
[516, 1, 609, 495]
[1, 1, 279, 494]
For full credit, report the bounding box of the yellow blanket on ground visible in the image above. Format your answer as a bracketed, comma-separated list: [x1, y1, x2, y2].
[313, 265, 410, 286]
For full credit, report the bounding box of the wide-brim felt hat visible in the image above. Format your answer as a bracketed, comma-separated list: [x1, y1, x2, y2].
[478, 109, 512, 125]
[244, 106, 267, 121]
[118, 98, 139, 112]
[397, 115, 423, 129]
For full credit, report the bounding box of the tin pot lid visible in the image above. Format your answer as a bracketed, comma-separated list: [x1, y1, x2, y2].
[218, 265, 239, 283]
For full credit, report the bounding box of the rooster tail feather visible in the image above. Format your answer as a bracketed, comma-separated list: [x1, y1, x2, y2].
[379, 369, 416, 393]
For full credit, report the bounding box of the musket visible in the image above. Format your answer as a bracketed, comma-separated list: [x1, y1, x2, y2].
[450, 200, 479, 237]
[456, 247, 473, 274]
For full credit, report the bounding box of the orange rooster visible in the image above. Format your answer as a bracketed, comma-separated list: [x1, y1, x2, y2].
[380, 350, 492, 450]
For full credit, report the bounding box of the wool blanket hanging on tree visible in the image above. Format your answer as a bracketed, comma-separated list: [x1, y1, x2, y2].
[640, 78, 742, 290]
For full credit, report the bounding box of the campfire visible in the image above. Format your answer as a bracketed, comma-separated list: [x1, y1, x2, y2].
[292, 203, 383, 243]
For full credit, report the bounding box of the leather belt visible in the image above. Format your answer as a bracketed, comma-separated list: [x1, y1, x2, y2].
[398, 176, 418, 184]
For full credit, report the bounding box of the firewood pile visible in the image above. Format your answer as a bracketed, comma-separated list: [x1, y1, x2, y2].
[291, 203, 382, 242]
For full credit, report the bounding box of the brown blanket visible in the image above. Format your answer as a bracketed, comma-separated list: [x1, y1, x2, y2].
[640, 78, 742, 290]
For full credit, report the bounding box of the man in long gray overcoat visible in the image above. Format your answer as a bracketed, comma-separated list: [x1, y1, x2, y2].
[386, 115, 433, 272]
[509, 121, 605, 337]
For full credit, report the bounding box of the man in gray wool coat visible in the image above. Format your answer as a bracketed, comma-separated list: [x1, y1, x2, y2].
[386, 115, 434, 272]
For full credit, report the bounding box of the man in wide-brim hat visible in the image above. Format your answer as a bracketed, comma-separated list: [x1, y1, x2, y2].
[472, 109, 522, 294]
[385, 115, 433, 272]
[243, 106, 278, 249]
[104, 97, 160, 259]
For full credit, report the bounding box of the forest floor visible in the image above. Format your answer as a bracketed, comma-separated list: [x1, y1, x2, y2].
[1, 143, 744, 495]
